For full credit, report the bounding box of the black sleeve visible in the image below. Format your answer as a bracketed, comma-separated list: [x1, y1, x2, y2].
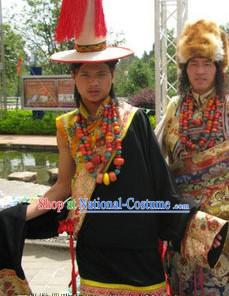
[25, 203, 68, 239]
[0, 203, 68, 281]
[133, 109, 198, 251]
[26, 209, 66, 239]
[0, 204, 28, 279]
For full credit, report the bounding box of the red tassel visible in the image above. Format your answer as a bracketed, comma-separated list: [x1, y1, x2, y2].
[68, 233, 78, 295]
[55, 0, 88, 42]
[95, 0, 107, 37]
[58, 219, 78, 295]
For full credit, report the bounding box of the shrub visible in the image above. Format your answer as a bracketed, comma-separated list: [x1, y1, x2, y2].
[128, 88, 155, 115]
[0, 108, 156, 135]
[0, 110, 63, 135]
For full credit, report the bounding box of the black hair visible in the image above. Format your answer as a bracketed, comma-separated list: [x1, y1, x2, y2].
[178, 61, 225, 98]
[70, 60, 118, 74]
[71, 61, 118, 107]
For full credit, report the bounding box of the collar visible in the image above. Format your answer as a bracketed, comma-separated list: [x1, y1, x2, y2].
[79, 97, 111, 121]
[191, 87, 216, 107]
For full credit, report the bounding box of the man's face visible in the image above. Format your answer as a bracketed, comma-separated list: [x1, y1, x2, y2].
[186, 57, 216, 94]
[73, 63, 113, 106]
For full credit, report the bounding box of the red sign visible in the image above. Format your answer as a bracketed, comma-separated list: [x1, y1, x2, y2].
[22, 75, 76, 110]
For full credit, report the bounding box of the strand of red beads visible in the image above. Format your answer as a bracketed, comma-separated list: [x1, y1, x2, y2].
[179, 94, 223, 151]
[75, 101, 124, 185]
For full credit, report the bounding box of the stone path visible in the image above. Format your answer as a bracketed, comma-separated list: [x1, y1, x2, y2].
[23, 243, 75, 295]
[0, 135, 57, 151]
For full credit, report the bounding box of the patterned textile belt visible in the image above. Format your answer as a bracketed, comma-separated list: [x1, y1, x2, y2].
[80, 278, 167, 296]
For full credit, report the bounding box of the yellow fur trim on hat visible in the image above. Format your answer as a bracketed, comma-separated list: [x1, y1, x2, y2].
[177, 19, 229, 71]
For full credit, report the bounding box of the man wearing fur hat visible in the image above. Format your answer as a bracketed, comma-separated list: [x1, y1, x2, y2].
[156, 19, 229, 295]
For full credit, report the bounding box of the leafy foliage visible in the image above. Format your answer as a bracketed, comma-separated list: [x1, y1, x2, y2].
[115, 54, 155, 97]
[0, 109, 155, 134]
[0, 110, 62, 135]
[3, 24, 26, 96]
[20, 0, 71, 74]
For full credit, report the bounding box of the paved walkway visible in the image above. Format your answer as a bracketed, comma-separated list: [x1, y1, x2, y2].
[0, 135, 57, 150]
[0, 178, 50, 197]
[0, 179, 75, 295]
[23, 244, 75, 295]
[0, 135, 78, 295]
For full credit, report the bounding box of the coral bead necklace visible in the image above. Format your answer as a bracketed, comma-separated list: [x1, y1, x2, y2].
[179, 93, 224, 152]
[75, 100, 124, 186]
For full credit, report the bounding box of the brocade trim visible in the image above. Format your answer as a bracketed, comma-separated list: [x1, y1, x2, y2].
[181, 211, 227, 267]
[0, 268, 31, 296]
[80, 280, 167, 296]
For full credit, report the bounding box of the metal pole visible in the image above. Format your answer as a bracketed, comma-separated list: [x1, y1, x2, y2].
[0, 0, 6, 110]
[154, 0, 188, 123]
[177, 0, 188, 39]
[161, 1, 168, 115]
[154, 0, 161, 124]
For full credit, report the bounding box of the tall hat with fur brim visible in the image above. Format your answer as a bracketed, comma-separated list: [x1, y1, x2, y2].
[177, 19, 229, 72]
[50, 0, 133, 63]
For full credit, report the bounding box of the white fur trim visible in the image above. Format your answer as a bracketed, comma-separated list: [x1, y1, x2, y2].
[214, 39, 224, 61]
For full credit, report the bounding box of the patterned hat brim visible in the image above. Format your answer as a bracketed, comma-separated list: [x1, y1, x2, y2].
[50, 46, 134, 63]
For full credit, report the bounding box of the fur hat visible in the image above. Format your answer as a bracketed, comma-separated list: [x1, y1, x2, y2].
[177, 19, 229, 71]
[50, 0, 133, 63]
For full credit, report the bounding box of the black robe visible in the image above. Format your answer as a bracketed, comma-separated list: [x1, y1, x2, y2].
[76, 110, 197, 286]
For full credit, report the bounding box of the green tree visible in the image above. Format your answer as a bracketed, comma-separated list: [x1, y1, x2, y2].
[115, 51, 155, 98]
[5, 0, 70, 75]
[114, 56, 137, 97]
[3, 23, 26, 96]
[127, 59, 153, 94]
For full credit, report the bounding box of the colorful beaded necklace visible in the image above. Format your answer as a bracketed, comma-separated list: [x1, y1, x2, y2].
[75, 100, 124, 186]
[179, 93, 224, 151]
